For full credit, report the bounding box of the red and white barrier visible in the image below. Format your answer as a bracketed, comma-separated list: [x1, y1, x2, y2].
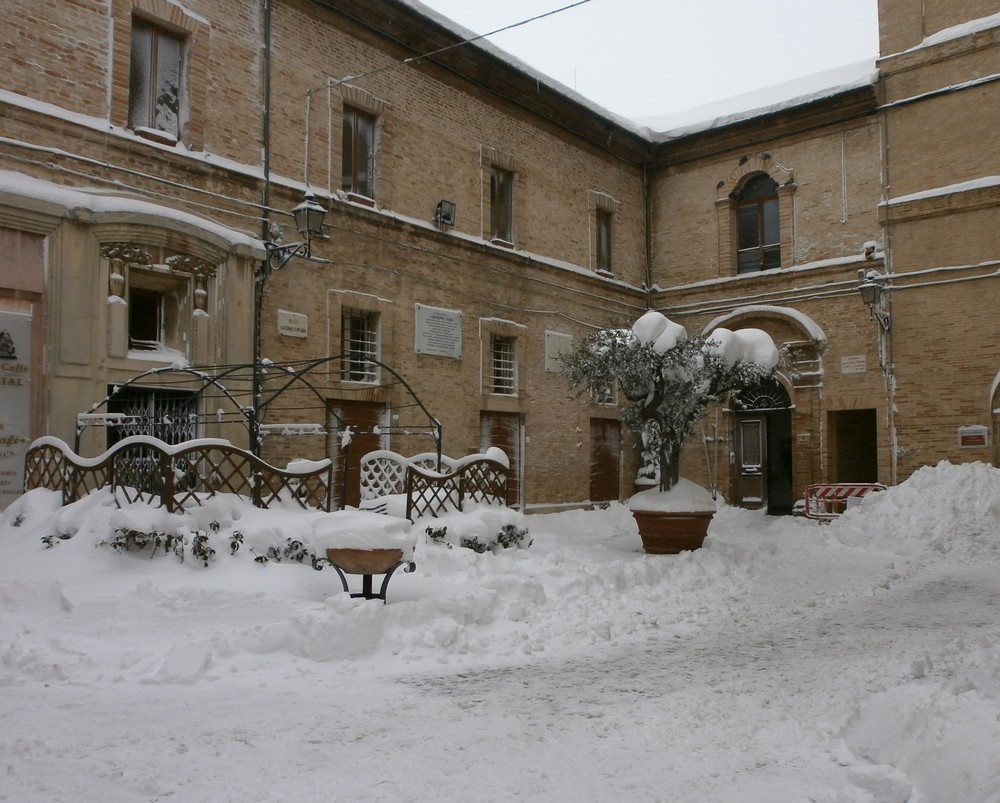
[802, 483, 885, 520]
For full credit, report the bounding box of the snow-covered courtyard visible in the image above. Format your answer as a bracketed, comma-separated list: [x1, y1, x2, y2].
[2, 460, 999, 802]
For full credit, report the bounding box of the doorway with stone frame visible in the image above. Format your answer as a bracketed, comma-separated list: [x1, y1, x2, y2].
[828, 409, 879, 484]
[733, 379, 794, 514]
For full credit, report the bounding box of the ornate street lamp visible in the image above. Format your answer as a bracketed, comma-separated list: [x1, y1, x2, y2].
[263, 191, 327, 272]
[252, 191, 328, 454]
[859, 271, 890, 331]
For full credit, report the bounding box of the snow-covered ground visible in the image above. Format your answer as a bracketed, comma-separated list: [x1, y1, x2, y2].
[2, 460, 999, 802]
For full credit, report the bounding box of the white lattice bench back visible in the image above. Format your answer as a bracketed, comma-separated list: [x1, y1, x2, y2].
[358, 448, 505, 505]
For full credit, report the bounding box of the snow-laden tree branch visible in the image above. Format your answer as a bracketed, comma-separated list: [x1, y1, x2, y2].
[563, 311, 779, 493]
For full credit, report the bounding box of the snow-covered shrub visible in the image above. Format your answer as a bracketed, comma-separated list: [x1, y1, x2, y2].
[425, 525, 449, 546]
[496, 523, 531, 549]
[420, 506, 531, 553]
[98, 524, 219, 566]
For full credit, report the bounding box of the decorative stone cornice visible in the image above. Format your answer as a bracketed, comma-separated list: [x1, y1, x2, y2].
[100, 242, 153, 265]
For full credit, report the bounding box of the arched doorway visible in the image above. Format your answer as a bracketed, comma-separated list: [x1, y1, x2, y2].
[733, 379, 794, 514]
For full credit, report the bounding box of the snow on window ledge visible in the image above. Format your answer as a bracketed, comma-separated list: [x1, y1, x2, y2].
[133, 126, 178, 147]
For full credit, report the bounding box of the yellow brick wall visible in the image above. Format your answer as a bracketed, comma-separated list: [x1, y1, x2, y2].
[2, 0, 998, 513]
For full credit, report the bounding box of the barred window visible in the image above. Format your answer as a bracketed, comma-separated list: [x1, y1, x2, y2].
[491, 335, 517, 395]
[107, 386, 198, 447]
[341, 308, 379, 382]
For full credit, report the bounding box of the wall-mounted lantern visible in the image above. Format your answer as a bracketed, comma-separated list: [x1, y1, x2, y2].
[263, 191, 327, 273]
[435, 199, 456, 227]
[859, 271, 890, 331]
[252, 191, 328, 455]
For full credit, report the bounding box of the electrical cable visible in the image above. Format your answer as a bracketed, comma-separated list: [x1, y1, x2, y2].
[306, 1, 593, 97]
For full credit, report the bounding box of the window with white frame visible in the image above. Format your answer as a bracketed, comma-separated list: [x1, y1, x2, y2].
[736, 173, 781, 274]
[341, 308, 380, 382]
[490, 166, 514, 243]
[103, 243, 217, 363]
[490, 335, 517, 395]
[342, 105, 377, 199]
[128, 16, 184, 141]
[593, 380, 616, 405]
[596, 207, 612, 271]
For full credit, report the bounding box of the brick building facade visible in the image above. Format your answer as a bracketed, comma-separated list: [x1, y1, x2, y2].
[1, 0, 997, 512]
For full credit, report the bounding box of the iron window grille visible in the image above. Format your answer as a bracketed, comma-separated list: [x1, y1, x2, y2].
[341, 309, 379, 382]
[107, 386, 198, 447]
[490, 336, 517, 395]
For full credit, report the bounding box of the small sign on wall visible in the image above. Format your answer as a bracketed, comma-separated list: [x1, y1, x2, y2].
[958, 425, 988, 448]
[278, 309, 308, 339]
[841, 355, 867, 374]
[544, 331, 573, 372]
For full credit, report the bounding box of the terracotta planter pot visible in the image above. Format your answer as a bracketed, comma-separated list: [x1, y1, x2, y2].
[631, 509, 714, 554]
[325, 548, 404, 574]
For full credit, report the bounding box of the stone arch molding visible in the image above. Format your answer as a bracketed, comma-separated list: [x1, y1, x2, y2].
[717, 153, 795, 199]
[990, 369, 1000, 467]
[990, 369, 1000, 411]
[702, 304, 826, 345]
[702, 305, 827, 398]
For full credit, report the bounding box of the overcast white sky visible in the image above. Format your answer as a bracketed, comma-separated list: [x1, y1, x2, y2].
[418, 0, 880, 120]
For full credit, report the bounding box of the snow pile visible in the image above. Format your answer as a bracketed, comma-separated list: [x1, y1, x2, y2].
[312, 510, 415, 556]
[632, 308, 687, 353]
[631, 310, 779, 370]
[2, 461, 999, 800]
[705, 326, 780, 370]
[628, 478, 717, 513]
[830, 460, 1000, 558]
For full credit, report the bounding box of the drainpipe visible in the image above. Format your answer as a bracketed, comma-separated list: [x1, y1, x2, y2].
[643, 153, 654, 309]
[878, 69, 898, 487]
[261, 0, 273, 240]
[250, 0, 275, 456]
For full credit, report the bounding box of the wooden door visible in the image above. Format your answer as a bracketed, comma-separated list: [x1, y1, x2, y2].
[735, 416, 766, 509]
[589, 418, 620, 503]
[480, 412, 522, 508]
[832, 409, 878, 483]
[328, 400, 385, 508]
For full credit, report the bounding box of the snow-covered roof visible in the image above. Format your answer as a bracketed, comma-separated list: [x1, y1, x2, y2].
[398, 0, 650, 138]
[903, 10, 1000, 54]
[636, 60, 879, 140]
[400, 1, 879, 143]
